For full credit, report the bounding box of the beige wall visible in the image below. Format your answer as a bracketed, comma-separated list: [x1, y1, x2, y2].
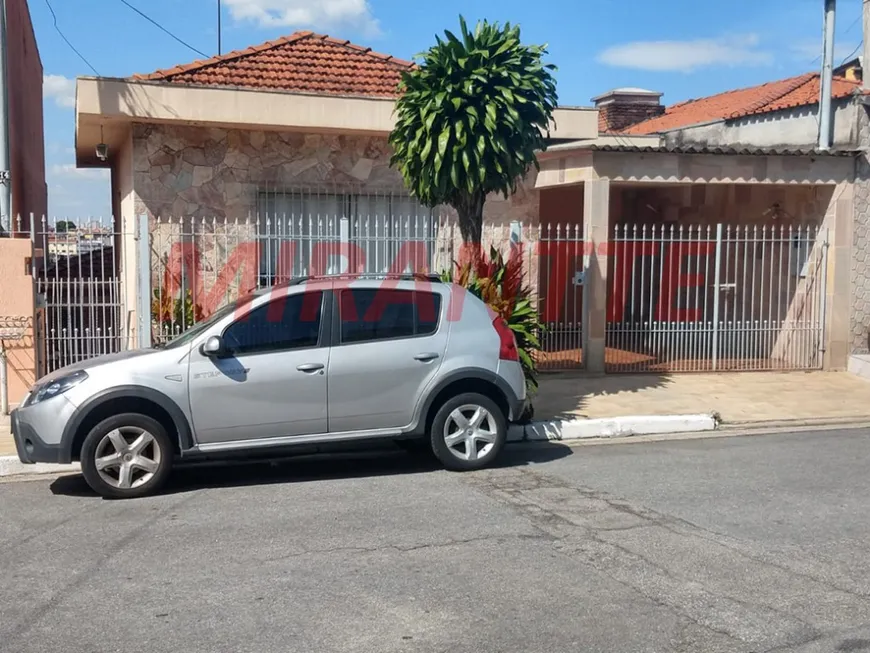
[0, 240, 35, 405]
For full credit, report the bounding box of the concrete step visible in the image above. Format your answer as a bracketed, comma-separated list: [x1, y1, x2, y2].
[848, 355, 870, 382]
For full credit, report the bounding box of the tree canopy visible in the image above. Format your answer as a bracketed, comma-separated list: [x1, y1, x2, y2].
[389, 17, 558, 244]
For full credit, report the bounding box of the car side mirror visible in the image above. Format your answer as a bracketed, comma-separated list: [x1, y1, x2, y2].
[201, 335, 225, 357]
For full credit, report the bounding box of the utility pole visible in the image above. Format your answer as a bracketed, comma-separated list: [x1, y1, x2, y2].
[217, 0, 222, 55]
[0, 0, 11, 234]
[863, 0, 869, 91]
[818, 0, 836, 150]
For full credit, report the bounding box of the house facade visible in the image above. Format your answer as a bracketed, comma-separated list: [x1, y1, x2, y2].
[0, 28, 830, 415]
[594, 60, 868, 372]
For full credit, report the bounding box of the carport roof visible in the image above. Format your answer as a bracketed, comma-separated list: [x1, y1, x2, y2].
[583, 144, 858, 157]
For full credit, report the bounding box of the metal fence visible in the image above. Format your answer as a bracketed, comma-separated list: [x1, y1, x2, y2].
[9, 216, 127, 374]
[535, 223, 584, 370]
[606, 223, 828, 372]
[9, 210, 830, 377]
[150, 202, 443, 343]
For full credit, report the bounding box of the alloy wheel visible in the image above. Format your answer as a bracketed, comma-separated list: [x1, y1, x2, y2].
[443, 404, 498, 462]
[93, 426, 162, 490]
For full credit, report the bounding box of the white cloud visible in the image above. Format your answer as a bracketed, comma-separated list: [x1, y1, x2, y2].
[47, 164, 111, 217]
[597, 34, 773, 73]
[43, 74, 76, 109]
[49, 164, 110, 181]
[224, 0, 380, 36]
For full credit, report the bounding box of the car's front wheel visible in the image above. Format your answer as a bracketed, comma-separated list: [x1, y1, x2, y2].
[80, 413, 173, 499]
[430, 393, 507, 471]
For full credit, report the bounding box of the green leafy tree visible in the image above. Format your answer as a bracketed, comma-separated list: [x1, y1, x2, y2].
[389, 16, 558, 245]
[55, 220, 76, 233]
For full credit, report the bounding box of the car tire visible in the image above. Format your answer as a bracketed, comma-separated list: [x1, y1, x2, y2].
[430, 393, 507, 472]
[80, 413, 173, 499]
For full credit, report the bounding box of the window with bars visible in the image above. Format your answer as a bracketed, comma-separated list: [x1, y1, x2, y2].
[257, 191, 438, 284]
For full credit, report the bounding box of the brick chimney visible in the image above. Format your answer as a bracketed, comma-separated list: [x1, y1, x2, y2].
[592, 88, 664, 133]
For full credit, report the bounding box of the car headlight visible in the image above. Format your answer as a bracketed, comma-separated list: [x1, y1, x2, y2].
[27, 370, 88, 406]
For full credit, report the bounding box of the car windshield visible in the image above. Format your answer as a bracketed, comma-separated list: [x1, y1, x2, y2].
[157, 292, 260, 351]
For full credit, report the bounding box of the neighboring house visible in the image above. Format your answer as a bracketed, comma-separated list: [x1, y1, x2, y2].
[591, 60, 870, 368]
[604, 66, 862, 148]
[0, 0, 47, 414]
[4, 0, 46, 229]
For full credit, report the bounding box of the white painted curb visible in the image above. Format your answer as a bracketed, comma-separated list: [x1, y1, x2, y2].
[0, 456, 80, 478]
[507, 414, 718, 443]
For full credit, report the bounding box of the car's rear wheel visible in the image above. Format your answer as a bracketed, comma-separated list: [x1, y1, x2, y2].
[80, 413, 173, 499]
[430, 393, 507, 471]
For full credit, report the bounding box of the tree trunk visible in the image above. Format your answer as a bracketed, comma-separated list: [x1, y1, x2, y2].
[455, 191, 486, 266]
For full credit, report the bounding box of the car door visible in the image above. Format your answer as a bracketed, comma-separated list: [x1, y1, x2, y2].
[326, 286, 447, 433]
[188, 288, 330, 444]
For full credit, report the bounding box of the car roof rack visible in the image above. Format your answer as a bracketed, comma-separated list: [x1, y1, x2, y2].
[290, 272, 442, 284]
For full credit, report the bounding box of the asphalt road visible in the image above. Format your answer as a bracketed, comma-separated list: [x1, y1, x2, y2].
[2, 429, 870, 653]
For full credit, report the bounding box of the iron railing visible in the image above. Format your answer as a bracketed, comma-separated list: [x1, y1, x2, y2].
[606, 223, 827, 372]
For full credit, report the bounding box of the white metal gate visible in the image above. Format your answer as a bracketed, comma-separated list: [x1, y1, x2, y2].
[13, 216, 126, 375]
[606, 223, 828, 372]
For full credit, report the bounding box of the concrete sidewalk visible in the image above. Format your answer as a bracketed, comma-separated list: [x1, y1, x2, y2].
[533, 370, 870, 426]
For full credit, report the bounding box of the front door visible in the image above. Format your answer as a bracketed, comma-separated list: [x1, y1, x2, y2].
[327, 286, 447, 433]
[188, 289, 329, 444]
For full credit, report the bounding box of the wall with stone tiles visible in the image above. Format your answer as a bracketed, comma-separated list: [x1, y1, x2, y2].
[131, 123, 538, 224]
[851, 107, 870, 354]
[134, 123, 541, 320]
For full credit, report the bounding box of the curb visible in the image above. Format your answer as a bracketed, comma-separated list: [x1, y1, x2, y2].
[0, 456, 79, 478]
[717, 415, 870, 430]
[507, 414, 719, 443]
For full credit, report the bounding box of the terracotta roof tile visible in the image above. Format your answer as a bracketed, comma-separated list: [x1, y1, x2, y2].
[131, 32, 414, 98]
[621, 72, 861, 135]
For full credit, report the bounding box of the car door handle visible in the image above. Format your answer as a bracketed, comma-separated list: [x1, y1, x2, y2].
[414, 352, 440, 362]
[296, 363, 325, 373]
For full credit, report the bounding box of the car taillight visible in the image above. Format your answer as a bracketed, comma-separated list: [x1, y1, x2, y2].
[493, 316, 519, 361]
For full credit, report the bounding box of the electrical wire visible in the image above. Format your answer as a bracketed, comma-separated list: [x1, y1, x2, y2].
[841, 41, 863, 66]
[43, 0, 99, 76]
[117, 0, 209, 59]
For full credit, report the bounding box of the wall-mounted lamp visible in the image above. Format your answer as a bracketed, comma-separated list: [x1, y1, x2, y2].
[95, 125, 108, 161]
[762, 202, 793, 221]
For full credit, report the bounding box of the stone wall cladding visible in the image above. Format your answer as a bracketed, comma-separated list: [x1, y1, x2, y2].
[850, 143, 870, 354]
[852, 107, 870, 353]
[137, 123, 542, 316]
[132, 124, 405, 219]
[131, 123, 539, 225]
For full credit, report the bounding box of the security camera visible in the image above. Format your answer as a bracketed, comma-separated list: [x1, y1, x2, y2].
[95, 142, 108, 161]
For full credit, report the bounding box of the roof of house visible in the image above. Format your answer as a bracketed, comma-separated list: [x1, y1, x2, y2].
[621, 72, 862, 135]
[131, 31, 414, 98]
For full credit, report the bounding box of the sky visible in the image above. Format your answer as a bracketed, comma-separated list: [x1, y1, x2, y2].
[30, 0, 866, 218]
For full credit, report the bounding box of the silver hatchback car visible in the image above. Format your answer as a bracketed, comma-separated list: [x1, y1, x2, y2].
[12, 274, 527, 498]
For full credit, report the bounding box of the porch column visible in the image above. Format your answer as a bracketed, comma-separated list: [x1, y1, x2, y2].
[583, 178, 610, 373]
[825, 183, 853, 369]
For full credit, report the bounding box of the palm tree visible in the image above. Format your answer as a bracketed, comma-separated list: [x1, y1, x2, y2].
[389, 16, 558, 246]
